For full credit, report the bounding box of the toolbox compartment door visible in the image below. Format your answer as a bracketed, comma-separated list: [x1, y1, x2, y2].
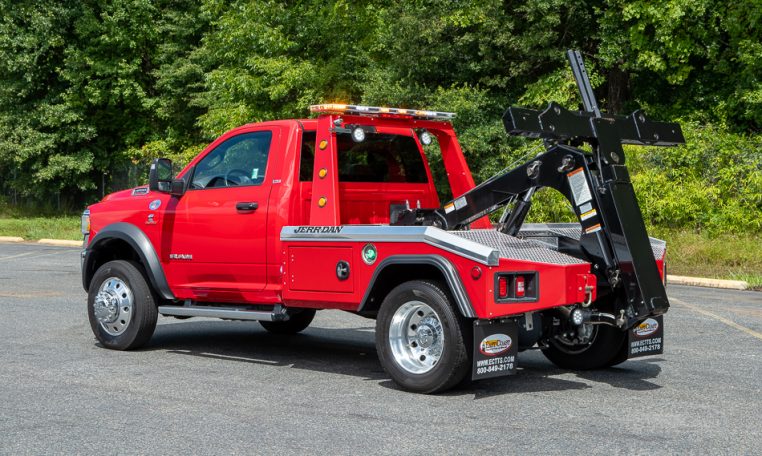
[288, 246, 354, 293]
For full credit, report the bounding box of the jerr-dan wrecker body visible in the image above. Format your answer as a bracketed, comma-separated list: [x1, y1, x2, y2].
[81, 51, 682, 393]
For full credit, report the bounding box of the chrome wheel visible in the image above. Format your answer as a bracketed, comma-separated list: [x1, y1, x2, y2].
[388, 300, 444, 374]
[93, 277, 133, 336]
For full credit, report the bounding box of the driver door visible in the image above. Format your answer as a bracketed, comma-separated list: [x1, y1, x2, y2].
[166, 127, 277, 299]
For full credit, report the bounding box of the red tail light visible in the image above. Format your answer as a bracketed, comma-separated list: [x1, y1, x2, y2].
[498, 276, 508, 298]
[495, 272, 538, 302]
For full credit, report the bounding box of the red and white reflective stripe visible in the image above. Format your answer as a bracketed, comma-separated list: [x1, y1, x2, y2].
[309, 104, 455, 121]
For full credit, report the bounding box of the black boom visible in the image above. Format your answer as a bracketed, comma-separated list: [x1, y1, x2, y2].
[399, 50, 685, 329]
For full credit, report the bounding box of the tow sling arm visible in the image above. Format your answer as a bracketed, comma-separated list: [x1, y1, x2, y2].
[397, 51, 685, 328]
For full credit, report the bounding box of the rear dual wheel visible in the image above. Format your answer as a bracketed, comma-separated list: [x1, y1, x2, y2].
[375, 280, 471, 394]
[541, 323, 628, 369]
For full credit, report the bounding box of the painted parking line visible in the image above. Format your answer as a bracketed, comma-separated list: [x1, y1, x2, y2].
[671, 296, 762, 341]
[0, 251, 37, 262]
[0, 249, 73, 263]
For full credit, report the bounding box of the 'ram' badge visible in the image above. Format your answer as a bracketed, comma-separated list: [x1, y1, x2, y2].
[149, 199, 161, 210]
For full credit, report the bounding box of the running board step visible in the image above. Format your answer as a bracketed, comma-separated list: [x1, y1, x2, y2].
[158, 305, 288, 322]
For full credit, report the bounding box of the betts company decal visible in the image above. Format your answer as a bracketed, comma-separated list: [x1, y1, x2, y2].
[628, 315, 664, 358]
[633, 318, 659, 337]
[472, 319, 518, 381]
[479, 334, 512, 356]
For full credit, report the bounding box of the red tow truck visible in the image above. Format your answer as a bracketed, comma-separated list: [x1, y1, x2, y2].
[81, 52, 682, 393]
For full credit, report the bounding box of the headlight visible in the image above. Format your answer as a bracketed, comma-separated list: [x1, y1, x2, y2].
[81, 209, 91, 235]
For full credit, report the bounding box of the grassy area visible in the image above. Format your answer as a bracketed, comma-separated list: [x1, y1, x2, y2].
[0, 217, 81, 241]
[651, 228, 762, 289]
[0, 216, 759, 288]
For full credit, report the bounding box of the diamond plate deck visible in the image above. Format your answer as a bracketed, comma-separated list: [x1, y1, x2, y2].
[518, 223, 667, 259]
[451, 230, 587, 265]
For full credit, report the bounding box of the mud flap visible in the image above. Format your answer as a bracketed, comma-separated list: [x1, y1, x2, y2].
[472, 319, 518, 380]
[627, 315, 664, 358]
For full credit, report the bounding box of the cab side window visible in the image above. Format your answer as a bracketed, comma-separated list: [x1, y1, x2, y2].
[191, 131, 273, 189]
[299, 131, 317, 181]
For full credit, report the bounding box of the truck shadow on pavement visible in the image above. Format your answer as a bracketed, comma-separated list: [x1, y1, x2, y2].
[455, 356, 663, 400]
[147, 320, 663, 398]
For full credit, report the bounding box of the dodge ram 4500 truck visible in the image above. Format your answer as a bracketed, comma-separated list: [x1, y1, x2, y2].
[81, 51, 682, 393]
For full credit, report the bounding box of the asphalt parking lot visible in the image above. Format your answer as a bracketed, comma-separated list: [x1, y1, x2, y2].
[1, 242, 760, 454]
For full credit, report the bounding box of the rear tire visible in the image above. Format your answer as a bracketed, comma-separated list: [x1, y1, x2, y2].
[87, 260, 158, 350]
[259, 309, 316, 334]
[375, 280, 470, 394]
[541, 324, 628, 370]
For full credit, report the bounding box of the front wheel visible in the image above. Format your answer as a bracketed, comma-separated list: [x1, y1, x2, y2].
[541, 323, 628, 370]
[87, 260, 158, 350]
[375, 280, 470, 394]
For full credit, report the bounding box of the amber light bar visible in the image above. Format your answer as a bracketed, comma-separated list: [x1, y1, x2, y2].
[309, 104, 455, 120]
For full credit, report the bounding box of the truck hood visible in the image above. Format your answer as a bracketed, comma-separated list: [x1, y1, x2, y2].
[101, 186, 149, 202]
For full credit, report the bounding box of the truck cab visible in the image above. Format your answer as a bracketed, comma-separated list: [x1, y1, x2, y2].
[82, 97, 675, 393]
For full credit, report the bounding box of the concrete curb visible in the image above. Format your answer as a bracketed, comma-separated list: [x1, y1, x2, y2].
[0, 236, 24, 243]
[37, 239, 82, 247]
[668, 274, 748, 290]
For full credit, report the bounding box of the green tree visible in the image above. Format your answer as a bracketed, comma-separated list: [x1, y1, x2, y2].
[191, 0, 377, 137]
[597, 0, 762, 129]
[0, 0, 208, 207]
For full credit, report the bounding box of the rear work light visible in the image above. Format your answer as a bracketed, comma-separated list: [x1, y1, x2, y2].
[309, 104, 456, 121]
[495, 272, 538, 303]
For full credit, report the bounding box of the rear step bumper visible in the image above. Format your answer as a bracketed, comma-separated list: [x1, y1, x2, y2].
[158, 305, 287, 321]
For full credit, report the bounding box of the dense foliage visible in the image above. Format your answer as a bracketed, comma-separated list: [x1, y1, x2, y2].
[0, 0, 759, 233]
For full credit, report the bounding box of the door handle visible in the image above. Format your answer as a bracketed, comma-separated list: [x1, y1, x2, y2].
[236, 202, 259, 212]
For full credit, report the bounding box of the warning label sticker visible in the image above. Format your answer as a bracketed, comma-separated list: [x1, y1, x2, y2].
[567, 168, 592, 206]
[444, 202, 455, 214]
[584, 223, 602, 234]
[580, 208, 597, 221]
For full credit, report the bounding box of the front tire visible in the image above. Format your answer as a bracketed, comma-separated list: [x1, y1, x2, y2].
[87, 260, 158, 350]
[375, 280, 470, 394]
[541, 324, 628, 370]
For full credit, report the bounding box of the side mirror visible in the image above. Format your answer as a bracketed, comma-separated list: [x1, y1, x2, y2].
[149, 158, 187, 196]
[149, 158, 173, 193]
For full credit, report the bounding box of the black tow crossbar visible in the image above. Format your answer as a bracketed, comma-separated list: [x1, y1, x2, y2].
[433, 50, 685, 328]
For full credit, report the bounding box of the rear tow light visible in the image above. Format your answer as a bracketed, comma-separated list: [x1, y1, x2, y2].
[495, 272, 538, 302]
